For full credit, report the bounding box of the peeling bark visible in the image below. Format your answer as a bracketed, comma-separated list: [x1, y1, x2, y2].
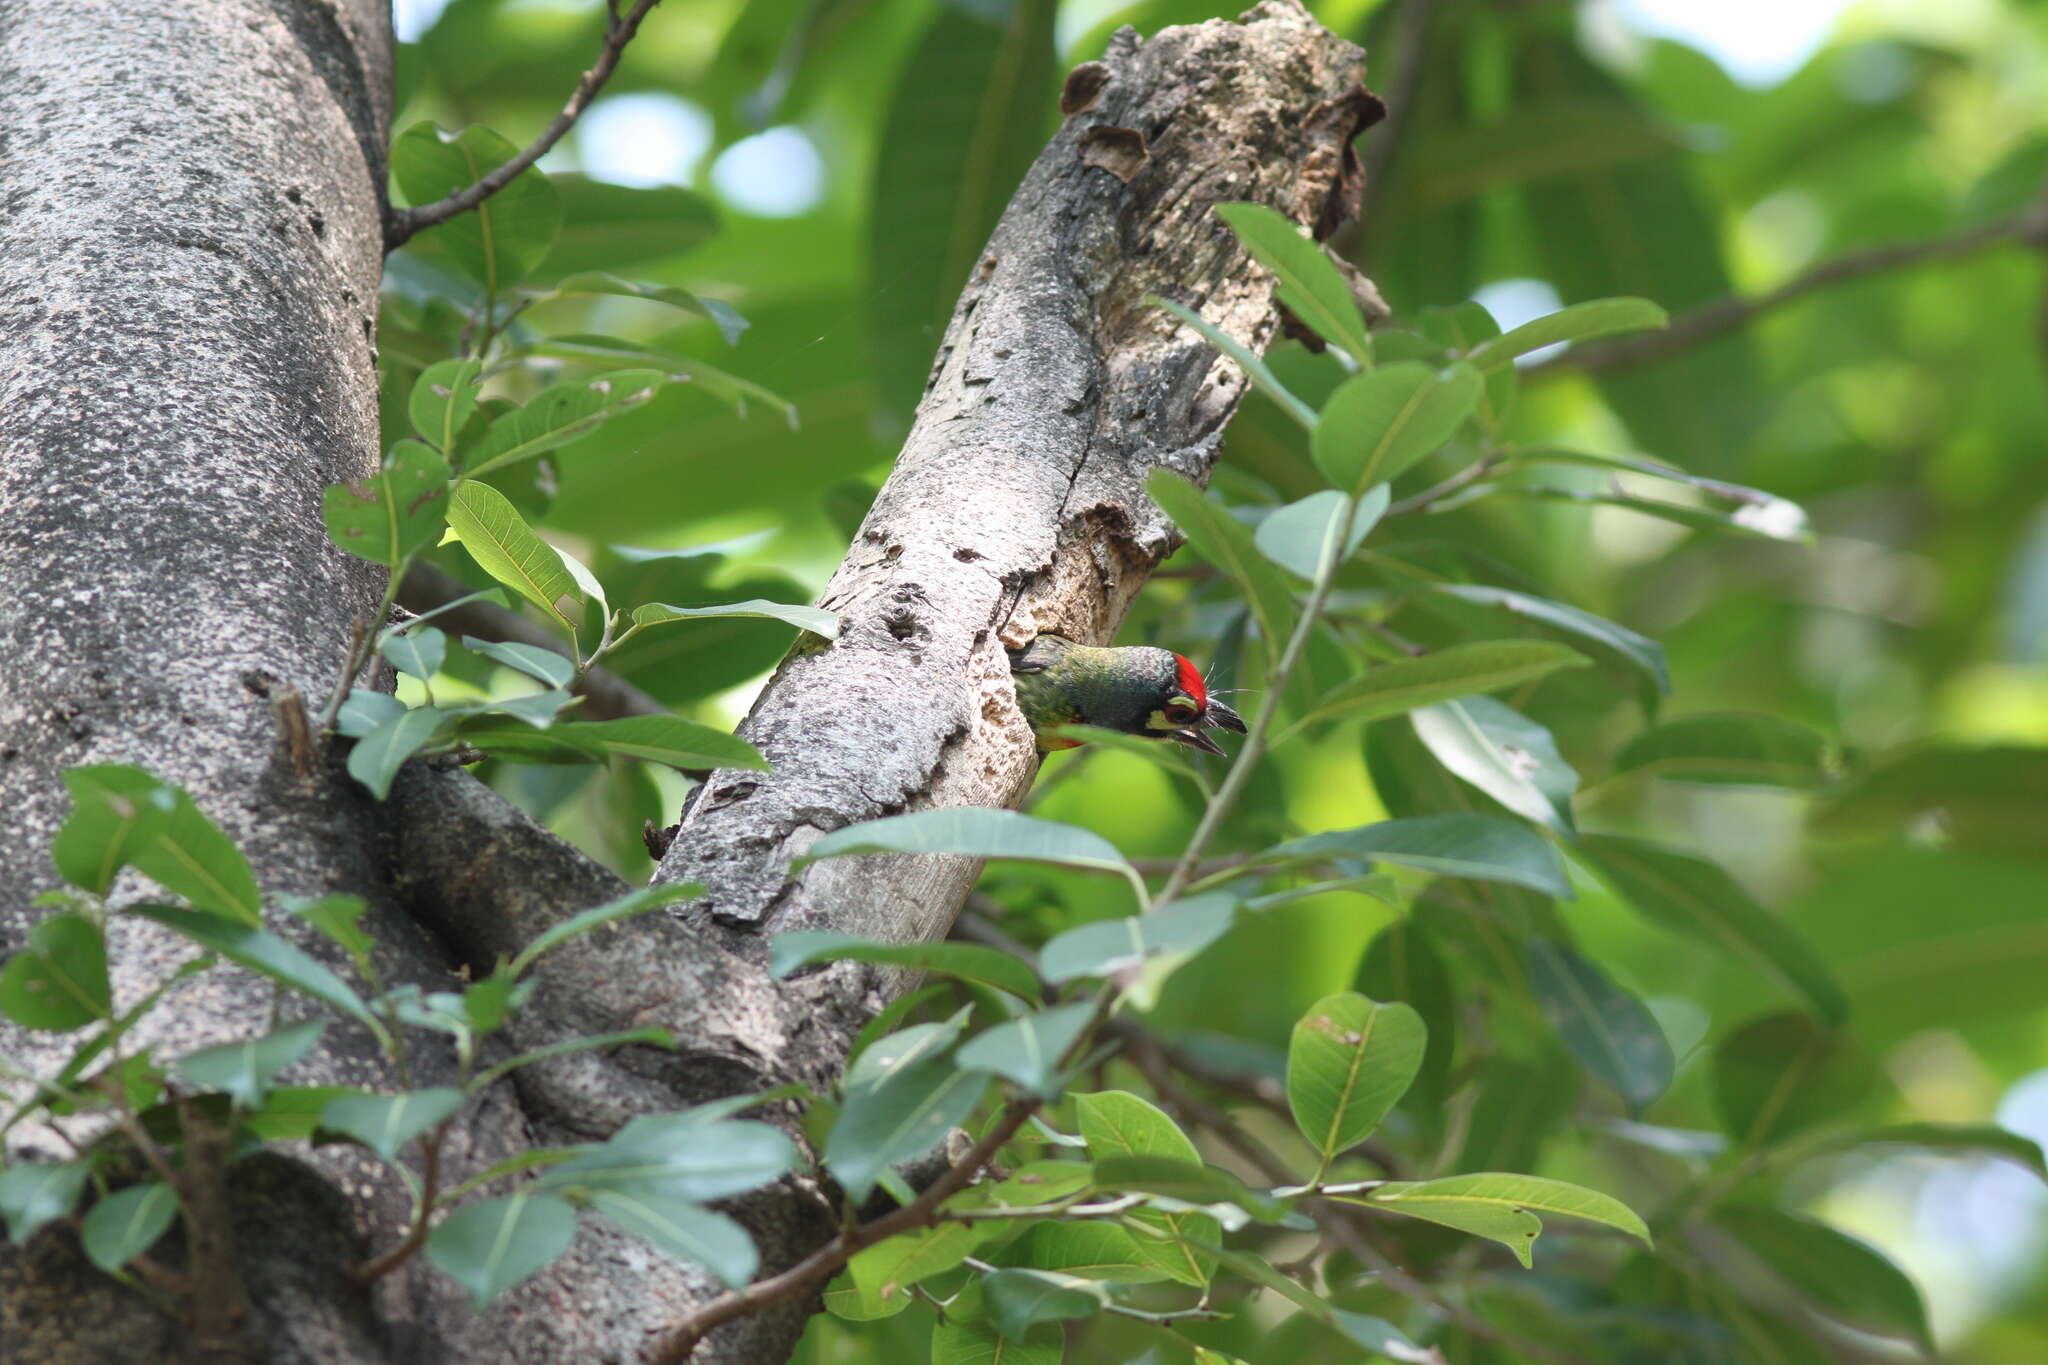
[0, 1, 1378, 1361]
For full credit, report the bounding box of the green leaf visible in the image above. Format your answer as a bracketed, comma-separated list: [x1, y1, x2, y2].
[1146, 470, 1298, 651]
[1286, 992, 1426, 1160]
[1506, 483, 1811, 543]
[1293, 640, 1589, 732]
[321, 439, 453, 570]
[425, 1192, 578, 1310]
[444, 480, 581, 630]
[455, 719, 606, 765]
[1005, 1221, 1168, 1283]
[982, 1266, 1109, 1337]
[545, 176, 716, 275]
[1152, 296, 1317, 429]
[80, 1181, 178, 1273]
[1430, 583, 1670, 701]
[282, 894, 374, 969]
[50, 764, 176, 895]
[825, 1058, 986, 1203]
[569, 716, 768, 773]
[380, 625, 446, 682]
[1090, 1154, 1293, 1225]
[461, 369, 670, 477]
[1712, 1012, 1882, 1148]
[1812, 1123, 2046, 1179]
[1713, 1204, 1929, 1343]
[545, 272, 748, 344]
[1514, 446, 1810, 540]
[409, 358, 482, 453]
[1611, 711, 1833, 788]
[799, 809, 1132, 880]
[828, 1223, 986, 1318]
[1253, 487, 1389, 583]
[1411, 696, 1578, 834]
[868, 0, 1055, 414]
[0, 1160, 91, 1244]
[630, 598, 839, 641]
[458, 690, 579, 730]
[769, 931, 1039, 1001]
[538, 1114, 797, 1203]
[1074, 1090, 1215, 1286]
[1469, 297, 1667, 370]
[956, 1003, 1092, 1098]
[509, 882, 705, 977]
[1214, 202, 1373, 367]
[318, 1088, 465, 1161]
[336, 689, 407, 739]
[1037, 894, 1239, 984]
[0, 913, 110, 1031]
[1525, 939, 1672, 1114]
[346, 705, 448, 800]
[1581, 836, 1847, 1024]
[459, 636, 574, 689]
[391, 122, 562, 291]
[517, 339, 792, 424]
[1811, 747, 2048, 858]
[174, 1020, 324, 1109]
[56, 766, 264, 925]
[128, 905, 386, 1045]
[930, 1315, 1062, 1365]
[1314, 362, 1483, 493]
[1261, 814, 1570, 898]
[1357, 1172, 1651, 1268]
[588, 1188, 757, 1288]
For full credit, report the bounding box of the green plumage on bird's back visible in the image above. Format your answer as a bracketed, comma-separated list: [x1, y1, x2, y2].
[1007, 633, 1245, 756]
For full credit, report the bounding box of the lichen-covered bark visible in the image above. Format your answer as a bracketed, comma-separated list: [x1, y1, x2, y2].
[0, 2, 1376, 1362]
[656, 3, 1374, 940]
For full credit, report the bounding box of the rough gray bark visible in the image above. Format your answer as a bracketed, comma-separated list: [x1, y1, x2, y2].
[0, 2, 1375, 1362]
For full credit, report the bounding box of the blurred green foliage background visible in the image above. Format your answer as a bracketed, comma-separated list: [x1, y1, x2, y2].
[383, 0, 2048, 1359]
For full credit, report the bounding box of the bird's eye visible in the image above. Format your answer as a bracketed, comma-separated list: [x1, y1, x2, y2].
[1164, 700, 1198, 725]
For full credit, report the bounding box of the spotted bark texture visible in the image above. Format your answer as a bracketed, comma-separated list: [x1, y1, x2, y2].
[0, 1, 1376, 1362]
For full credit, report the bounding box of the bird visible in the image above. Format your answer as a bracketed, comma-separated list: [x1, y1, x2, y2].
[1008, 633, 1246, 756]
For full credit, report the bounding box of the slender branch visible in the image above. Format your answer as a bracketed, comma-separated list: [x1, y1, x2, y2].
[644, 1099, 1041, 1364]
[398, 563, 665, 720]
[1155, 491, 1362, 906]
[1383, 448, 1509, 518]
[1537, 193, 2048, 375]
[384, 0, 664, 249]
[350, 1125, 447, 1283]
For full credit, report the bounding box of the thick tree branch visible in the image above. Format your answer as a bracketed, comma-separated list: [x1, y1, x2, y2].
[384, 0, 662, 250]
[399, 563, 665, 720]
[1536, 193, 2048, 375]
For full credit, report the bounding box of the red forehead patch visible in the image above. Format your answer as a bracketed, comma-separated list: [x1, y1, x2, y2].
[1173, 653, 1208, 707]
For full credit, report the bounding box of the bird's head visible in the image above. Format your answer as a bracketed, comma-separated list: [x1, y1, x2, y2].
[1010, 635, 1246, 755]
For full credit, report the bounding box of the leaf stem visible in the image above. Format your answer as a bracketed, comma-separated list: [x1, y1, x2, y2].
[1155, 489, 1367, 907]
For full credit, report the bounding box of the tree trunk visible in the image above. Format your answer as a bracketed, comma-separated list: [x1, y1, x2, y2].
[0, 1, 1375, 1360]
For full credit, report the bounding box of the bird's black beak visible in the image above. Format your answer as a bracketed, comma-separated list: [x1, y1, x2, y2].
[1168, 728, 1229, 756]
[1204, 698, 1247, 734]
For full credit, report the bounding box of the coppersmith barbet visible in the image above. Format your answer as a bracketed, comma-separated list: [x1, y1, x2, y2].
[1008, 634, 1246, 756]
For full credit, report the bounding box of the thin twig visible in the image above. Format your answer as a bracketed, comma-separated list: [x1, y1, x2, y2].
[385, 0, 665, 250]
[1536, 193, 2048, 375]
[351, 1126, 446, 1283]
[1383, 448, 1508, 517]
[644, 1099, 1040, 1364]
[1155, 490, 1363, 906]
